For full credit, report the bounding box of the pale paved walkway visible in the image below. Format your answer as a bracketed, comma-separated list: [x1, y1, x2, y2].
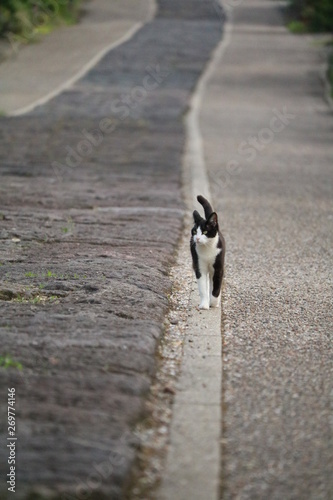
[200, 0, 333, 499]
[159, 1, 332, 499]
[0, 0, 155, 115]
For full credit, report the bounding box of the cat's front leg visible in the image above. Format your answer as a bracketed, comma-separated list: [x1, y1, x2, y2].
[210, 268, 222, 308]
[210, 294, 221, 308]
[198, 274, 210, 310]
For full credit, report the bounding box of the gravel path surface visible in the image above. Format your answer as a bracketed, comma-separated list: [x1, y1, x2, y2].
[0, 1, 223, 498]
[200, 1, 333, 499]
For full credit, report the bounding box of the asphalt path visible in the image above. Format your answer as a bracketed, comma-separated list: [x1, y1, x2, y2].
[200, 1, 333, 498]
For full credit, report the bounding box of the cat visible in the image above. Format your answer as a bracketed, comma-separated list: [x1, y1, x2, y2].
[190, 195, 225, 310]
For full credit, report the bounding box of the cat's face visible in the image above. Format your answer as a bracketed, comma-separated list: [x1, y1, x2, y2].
[192, 212, 218, 246]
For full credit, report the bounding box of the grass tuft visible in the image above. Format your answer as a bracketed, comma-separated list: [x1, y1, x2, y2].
[0, 354, 22, 370]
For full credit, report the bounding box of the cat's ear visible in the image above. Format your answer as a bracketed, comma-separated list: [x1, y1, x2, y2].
[207, 212, 218, 228]
[193, 210, 202, 225]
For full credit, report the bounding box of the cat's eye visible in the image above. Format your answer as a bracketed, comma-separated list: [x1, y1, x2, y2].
[203, 231, 207, 235]
[193, 229, 197, 234]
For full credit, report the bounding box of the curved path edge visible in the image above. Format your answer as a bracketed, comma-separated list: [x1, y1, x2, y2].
[0, 0, 156, 116]
[8, 22, 144, 117]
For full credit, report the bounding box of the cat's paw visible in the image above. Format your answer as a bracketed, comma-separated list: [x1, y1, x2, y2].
[199, 301, 210, 310]
[210, 296, 220, 308]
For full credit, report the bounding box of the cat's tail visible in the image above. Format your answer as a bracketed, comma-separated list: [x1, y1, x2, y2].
[197, 195, 213, 219]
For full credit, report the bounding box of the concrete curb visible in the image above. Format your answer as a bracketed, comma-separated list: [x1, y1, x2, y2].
[158, 11, 234, 500]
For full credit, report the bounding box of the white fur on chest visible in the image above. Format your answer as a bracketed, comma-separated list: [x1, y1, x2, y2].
[195, 234, 221, 267]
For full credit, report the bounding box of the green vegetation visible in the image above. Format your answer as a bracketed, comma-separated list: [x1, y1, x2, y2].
[0, 355, 22, 370]
[61, 216, 75, 234]
[288, 20, 309, 33]
[45, 270, 58, 278]
[287, 2, 333, 99]
[23, 269, 88, 281]
[0, 0, 82, 41]
[25, 271, 37, 278]
[288, 0, 333, 33]
[13, 292, 59, 304]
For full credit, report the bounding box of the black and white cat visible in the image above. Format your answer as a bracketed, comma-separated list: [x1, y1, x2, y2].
[190, 195, 225, 310]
